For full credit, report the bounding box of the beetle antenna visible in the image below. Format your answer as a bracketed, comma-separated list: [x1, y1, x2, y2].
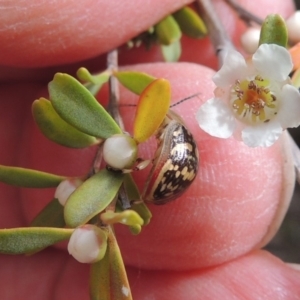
[119, 103, 137, 107]
[170, 93, 201, 108]
[119, 93, 201, 108]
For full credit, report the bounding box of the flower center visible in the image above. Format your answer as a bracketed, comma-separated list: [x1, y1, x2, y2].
[230, 76, 278, 124]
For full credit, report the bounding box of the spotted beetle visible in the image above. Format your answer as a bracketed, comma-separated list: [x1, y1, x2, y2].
[143, 110, 199, 205]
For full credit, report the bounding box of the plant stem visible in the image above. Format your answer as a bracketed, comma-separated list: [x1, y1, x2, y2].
[224, 0, 263, 25]
[105, 49, 130, 211]
[195, 0, 235, 67]
[107, 49, 124, 130]
[91, 50, 124, 174]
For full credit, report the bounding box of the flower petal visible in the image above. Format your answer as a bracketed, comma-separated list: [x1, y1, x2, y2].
[252, 44, 293, 81]
[277, 84, 300, 128]
[213, 49, 248, 87]
[196, 98, 236, 138]
[213, 86, 230, 100]
[241, 121, 282, 147]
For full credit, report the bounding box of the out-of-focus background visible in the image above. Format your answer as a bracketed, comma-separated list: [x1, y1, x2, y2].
[263, 0, 300, 263]
[265, 129, 300, 263]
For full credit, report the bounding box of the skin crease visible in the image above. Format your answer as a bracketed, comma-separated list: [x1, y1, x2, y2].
[0, 0, 300, 300]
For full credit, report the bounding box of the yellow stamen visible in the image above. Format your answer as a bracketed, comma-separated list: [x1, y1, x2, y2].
[230, 77, 278, 124]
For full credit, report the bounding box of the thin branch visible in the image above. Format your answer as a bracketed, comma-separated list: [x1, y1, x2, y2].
[91, 50, 124, 174]
[107, 49, 124, 130]
[91, 143, 103, 175]
[106, 50, 132, 211]
[224, 0, 264, 26]
[195, 0, 235, 67]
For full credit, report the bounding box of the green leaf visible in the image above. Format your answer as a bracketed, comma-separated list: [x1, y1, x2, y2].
[77, 68, 111, 97]
[64, 169, 124, 228]
[0, 165, 66, 188]
[77, 68, 111, 85]
[259, 14, 288, 47]
[130, 202, 152, 227]
[83, 82, 103, 97]
[128, 224, 142, 235]
[161, 40, 182, 62]
[49, 73, 121, 139]
[155, 15, 182, 45]
[101, 210, 144, 226]
[108, 228, 132, 300]
[123, 174, 152, 226]
[30, 198, 65, 228]
[122, 174, 140, 201]
[114, 71, 156, 95]
[32, 98, 99, 148]
[173, 7, 207, 38]
[0, 227, 73, 254]
[90, 245, 110, 300]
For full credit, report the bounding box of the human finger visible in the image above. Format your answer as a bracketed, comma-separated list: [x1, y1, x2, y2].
[12, 62, 295, 270]
[0, 0, 294, 69]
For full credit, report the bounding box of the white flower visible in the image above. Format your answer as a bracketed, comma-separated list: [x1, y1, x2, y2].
[196, 44, 300, 147]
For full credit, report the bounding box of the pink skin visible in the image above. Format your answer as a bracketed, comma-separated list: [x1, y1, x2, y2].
[0, 0, 300, 299]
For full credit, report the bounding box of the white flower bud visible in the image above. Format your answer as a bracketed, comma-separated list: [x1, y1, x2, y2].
[54, 178, 83, 206]
[68, 225, 107, 264]
[240, 27, 260, 54]
[103, 134, 138, 170]
[286, 11, 300, 44]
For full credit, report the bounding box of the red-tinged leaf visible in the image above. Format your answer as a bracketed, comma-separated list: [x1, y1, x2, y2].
[133, 78, 171, 143]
